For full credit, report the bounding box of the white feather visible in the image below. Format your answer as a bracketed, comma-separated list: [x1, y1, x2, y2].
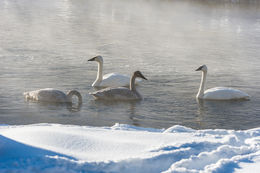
[203, 87, 250, 100]
[99, 73, 132, 88]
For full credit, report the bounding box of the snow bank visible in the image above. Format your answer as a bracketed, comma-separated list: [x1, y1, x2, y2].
[0, 123, 260, 173]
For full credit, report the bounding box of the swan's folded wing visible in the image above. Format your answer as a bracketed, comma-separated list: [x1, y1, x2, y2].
[101, 73, 130, 87]
[37, 89, 67, 102]
[204, 87, 250, 100]
[24, 88, 67, 102]
[101, 73, 141, 87]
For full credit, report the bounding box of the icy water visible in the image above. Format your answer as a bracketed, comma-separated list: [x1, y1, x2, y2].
[0, 0, 260, 130]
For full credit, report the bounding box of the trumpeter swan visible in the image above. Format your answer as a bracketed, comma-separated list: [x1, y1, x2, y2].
[88, 55, 140, 88]
[24, 88, 82, 103]
[195, 65, 250, 100]
[90, 71, 147, 100]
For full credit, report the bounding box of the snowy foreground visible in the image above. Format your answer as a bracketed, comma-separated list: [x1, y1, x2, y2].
[1, 124, 260, 173]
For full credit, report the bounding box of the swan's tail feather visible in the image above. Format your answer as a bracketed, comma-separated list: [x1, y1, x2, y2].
[23, 91, 32, 100]
[244, 95, 250, 100]
[23, 90, 39, 101]
[89, 92, 99, 99]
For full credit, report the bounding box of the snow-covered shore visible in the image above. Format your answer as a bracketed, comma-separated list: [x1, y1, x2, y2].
[0, 123, 260, 173]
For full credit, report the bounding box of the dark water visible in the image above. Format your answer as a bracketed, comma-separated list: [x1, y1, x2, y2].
[0, 0, 260, 130]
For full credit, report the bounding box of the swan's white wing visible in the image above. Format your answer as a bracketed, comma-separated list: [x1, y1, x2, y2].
[100, 73, 130, 87]
[90, 87, 141, 100]
[203, 87, 250, 100]
[24, 88, 67, 102]
[100, 73, 141, 87]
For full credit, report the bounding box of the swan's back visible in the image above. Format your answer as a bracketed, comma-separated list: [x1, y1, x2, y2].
[90, 87, 141, 100]
[24, 88, 68, 102]
[101, 73, 131, 87]
[203, 87, 250, 100]
[100, 73, 141, 87]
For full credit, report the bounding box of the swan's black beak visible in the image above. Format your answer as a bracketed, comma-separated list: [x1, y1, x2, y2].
[134, 71, 148, 80]
[195, 66, 203, 71]
[88, 57, 96, 61]
[140, 74, 148, 80]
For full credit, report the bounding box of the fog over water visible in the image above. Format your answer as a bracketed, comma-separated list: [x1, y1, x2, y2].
[0, 0, 260, 129]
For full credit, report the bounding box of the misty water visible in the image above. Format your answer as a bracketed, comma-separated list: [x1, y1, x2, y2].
[0, 0, 260, 130]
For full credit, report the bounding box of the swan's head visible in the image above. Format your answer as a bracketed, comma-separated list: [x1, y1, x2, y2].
[134, 71, 147, 80]
[196, 65, 207, 72]
[88, 55, 103, 63]
[66, 90, 83, 104]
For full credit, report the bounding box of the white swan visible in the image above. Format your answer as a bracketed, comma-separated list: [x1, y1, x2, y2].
[195, 65, 250, 100]
[24, 88, 82, 103]
[88, 55, 140, 88]
[90, 71, 147, 101]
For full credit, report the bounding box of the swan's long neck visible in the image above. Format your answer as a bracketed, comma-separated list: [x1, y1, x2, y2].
[197, 71, 207, 99]
[130, 75, 142, 99]
[67, 90, 83, 104]
[93, 61, 103, 86]
[130, 75, 137, 91]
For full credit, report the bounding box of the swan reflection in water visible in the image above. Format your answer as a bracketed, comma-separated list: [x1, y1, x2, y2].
[89, 99, 141, 127]
[196, 98, 250, 129]
[26, 101, 83, 112]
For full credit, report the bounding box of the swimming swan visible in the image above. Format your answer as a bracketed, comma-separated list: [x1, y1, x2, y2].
[88, 55, 140, 87]
[195, 65, 250, 100]
[89, 71, 147, 100]
[24, 88, 82, 103]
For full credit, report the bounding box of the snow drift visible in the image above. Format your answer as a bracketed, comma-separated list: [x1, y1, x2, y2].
[0, 123, 260, 173]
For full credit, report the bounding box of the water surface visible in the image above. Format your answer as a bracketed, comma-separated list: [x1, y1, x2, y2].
[0, 0, 260, 129]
